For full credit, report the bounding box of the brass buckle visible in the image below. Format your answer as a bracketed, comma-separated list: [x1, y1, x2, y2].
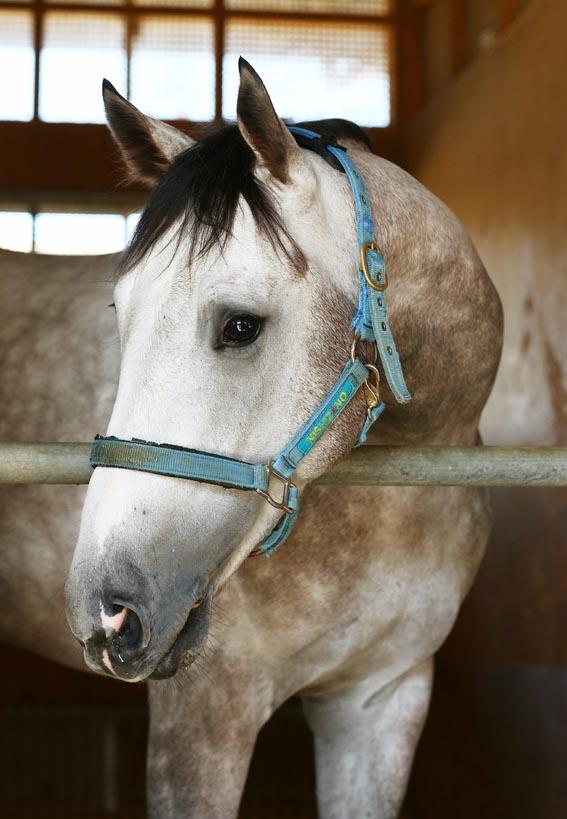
[360, 241, 388, 291]
[257, 461, 296, 514]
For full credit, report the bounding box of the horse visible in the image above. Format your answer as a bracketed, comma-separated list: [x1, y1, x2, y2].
[0, 249, 118, 667]
[2, 58, 502, 818]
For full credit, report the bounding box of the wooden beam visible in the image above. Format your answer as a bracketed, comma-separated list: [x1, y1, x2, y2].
[32, 0, 43, 121]
[213, 0, 225, 122]
[396, 0, 427, 122]
[0, 122, 143, 194]
[498, 0, 520, 31]
[0, 0, 393, 24]
[0, 122, 400, 197]
[411, 0, 442, 8]
[450, 0, 468, 76]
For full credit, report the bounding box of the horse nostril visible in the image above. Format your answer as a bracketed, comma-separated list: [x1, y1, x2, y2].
[103, 601, 150, 669]
[115, 607, 144, 652]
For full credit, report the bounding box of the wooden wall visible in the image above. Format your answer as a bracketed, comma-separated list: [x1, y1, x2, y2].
[402, 1, 566, 815]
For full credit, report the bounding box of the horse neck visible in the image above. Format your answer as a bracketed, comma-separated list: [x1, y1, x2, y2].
[350, 150, 503, 446]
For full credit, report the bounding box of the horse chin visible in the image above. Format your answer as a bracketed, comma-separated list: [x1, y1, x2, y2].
[150, 597, 211, 680]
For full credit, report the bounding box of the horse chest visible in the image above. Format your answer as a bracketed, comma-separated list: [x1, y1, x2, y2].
[225, 483, 488, 700]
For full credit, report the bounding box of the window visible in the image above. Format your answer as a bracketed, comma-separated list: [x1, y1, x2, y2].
[0, 0, 393, 125]
[40, 13, 127, 123]
[226, 1, 389, 12]
[0, 211, 34, 252]
[223, 20, 391, 126]
[0, 208, 140, 254]
[0, 12, 34, 121]
[130, 17, 215, 121]
[0, 1, 394, 254]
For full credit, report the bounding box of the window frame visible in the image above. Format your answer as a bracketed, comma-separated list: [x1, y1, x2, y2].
[0, 0, 399, 197]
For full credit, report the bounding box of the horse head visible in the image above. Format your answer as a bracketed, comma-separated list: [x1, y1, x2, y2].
[65, 60, 373, 681]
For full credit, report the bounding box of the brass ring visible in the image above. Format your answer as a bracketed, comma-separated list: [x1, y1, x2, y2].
[350, 335, 378, 365]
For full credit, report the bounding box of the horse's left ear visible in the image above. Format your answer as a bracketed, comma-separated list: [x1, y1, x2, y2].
[237, 58, 303, 185]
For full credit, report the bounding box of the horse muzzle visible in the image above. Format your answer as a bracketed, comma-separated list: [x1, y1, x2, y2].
[65, 576, 211, 682]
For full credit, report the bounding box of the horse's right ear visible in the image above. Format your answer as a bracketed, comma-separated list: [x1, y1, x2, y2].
[102, 80, 197, 187]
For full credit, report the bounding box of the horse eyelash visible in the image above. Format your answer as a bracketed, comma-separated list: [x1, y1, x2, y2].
[108, 303, 116, 309]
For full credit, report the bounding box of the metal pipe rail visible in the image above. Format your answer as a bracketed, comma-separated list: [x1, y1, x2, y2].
[0, 443, 565, 487]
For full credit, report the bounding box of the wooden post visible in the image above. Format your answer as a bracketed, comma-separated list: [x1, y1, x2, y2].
[450, 0, 468, 76]
[213, 0, 225, 122]
[396, 0, 428, 122]
[498, 0, 520, 32]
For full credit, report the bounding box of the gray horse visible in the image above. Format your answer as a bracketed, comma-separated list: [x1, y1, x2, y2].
[0, 249, 117, 668]
[1, 61, 503, 818]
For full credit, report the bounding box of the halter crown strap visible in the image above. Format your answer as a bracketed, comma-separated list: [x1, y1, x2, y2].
[90, 128, 411, 556]
[288, 127, 411, 404]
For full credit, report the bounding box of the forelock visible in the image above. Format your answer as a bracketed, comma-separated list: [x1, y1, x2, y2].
[118, 117, 370, 280]
[118, 123, 306, 278]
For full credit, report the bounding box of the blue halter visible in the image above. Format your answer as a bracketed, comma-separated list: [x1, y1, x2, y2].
[90, 127, 411, 555]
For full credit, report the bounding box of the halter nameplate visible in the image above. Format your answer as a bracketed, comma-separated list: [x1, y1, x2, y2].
[91, 128, 411, 555]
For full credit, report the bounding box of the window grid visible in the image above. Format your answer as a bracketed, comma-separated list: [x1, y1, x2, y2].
[223, 19, 391, 125]
[0, 10, 35, 119]
[0, 0, 395, 125]
[0, 206, 141, 253]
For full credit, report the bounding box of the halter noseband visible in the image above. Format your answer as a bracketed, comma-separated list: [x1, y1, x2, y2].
[90, 127, 411, 556]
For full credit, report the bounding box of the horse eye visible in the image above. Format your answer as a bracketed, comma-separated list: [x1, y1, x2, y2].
[221, 314, 262, 347]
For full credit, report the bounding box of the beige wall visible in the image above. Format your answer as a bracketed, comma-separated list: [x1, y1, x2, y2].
[404, 0, 566, 446]
[401, 12, 565, 813]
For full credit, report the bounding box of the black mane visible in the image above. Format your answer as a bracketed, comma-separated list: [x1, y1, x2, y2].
[120, 118, 370, 276]
[294, 118, 371, 151]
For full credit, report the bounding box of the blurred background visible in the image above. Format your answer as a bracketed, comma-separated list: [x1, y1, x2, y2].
[0, 0, 565, 817]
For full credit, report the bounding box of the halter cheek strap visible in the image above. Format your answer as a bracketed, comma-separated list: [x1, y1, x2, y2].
[90, 128, 411, 556]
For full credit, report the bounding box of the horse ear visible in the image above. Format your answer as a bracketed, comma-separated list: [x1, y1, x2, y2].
[102, 79, 196, 187]
[236, 58, 301, 185]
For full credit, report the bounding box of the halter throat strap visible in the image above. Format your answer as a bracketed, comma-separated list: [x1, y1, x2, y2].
[90, 128, 411, 555]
